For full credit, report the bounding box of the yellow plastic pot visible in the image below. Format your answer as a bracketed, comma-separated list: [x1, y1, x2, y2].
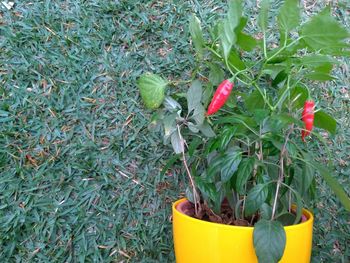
[173, 198, 313, 263]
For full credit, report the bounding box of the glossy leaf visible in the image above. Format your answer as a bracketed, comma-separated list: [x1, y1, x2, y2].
[170, 129, 184, 154]
[189, 14, 205, 57]
[253, 219, 286, 263]
[305, 72, 335, 81]
[187, 80, 202, 114]
[245, 184, 268, 216]
[258, 0, 269, 31]
[228, 50, 246, 71]
[209, 63, 225, 86]
[198, 121, 216, 137]
[220, 148, 242, 183]
[289, 85, 309, 109]
[314, 164, 350, 211]
[245, 90, 265, 112]
[298, 54, 339, 68]
[219, 0, 242, 59]
[163, 96, 181, 112]
[314, 110, 337, 135]
[277, 0, 300, 33]
[192, 104, 205, 125]
[237, 32, 257, 51]
[138, 73, 168, 109]
[300, 7, 350, 52]
[260, 203, 272, 220]
[236, 158, 255, 194]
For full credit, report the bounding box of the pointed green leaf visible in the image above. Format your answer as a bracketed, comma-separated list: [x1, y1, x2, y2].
[245, 90, 265, 112]
[189, 14, 205, 57]
[228, 50, 246, 71]
[298, 55, 339, 68]
[220, 148, 242, 182]
[314, 110, 337, 135]
[192, 104, 205, 125]
[219, 0, 242, 59]
[305, 72, 335, 81]
[253, 219, 286, 263]
[198, 121, 216, 137]
[170, 129, 184, 154]
[237, 32, 257, 51]
[289, 85, 309, 109]
[209, 63, 225, 86]
[137, 73, 168, 109]
[245, 184, 268, 216]
[260, 203, 273, 220]
[277, 0, 300, 33]
[300, 7, 350, 52]
[163, 96, 181, 112]
[236, 158, 255, 193]
[276, 212, 296, 226]
[187, 80, 202, 114]
[312, 163, 350, 211]
[258, 0, 270, 31]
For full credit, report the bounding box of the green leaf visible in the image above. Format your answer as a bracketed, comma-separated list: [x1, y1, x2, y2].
[277, 0, 300, 33]
[304, 72, 335, 81]
[253, 219, 286, 263]
[236, 158, 255, 193]
[220, 148, 242, 183]
[245, 90, 265, 112]
[192, 104, 205, 125]
[163, 113, 177, 139]
[170, 129, 184, 154]
[294, 161, 314, 198]
[298, 54, 339, 68]
[189, 14, 205, 57]
[245, 184, 268, 216]
[260, 203, 272, 220]
[187, 80, 202, 114]
[163, 96, 181, 112]
[219, 126, 236, 150]
[237, 32, 257, 51]
[198, 121, 216, 137]
[300, 7, 350, 52]
[227, 0, 243, 29]
[137, 73, 168, 109]
[276, 212, 296, 226]
[209, 63, 225, 86]
[292, 190, 303, 225]
[195, 176, 219, 204]
[228, 50, 246, 71]
[314, 110, 337, 135]
[160, 154, 181, 178]
[219, 0, 242, 59]
[258, 0, 270, 31]
[289, 85, 308, 109]
[312, 163, 350, 212]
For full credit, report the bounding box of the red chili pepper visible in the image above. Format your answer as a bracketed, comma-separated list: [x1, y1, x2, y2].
[301, 100, 315, 142]
[206, 79, 234, 115]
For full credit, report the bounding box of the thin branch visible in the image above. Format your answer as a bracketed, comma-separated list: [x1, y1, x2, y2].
[271, 124, 295, 219]
[178, 125, 200, 216]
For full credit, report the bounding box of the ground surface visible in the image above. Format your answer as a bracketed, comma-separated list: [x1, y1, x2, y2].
[0, 1, 349, 262]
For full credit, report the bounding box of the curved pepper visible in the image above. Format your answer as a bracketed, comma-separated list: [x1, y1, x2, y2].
[207, 79, 234, 116]
[301, 100, 315, 142]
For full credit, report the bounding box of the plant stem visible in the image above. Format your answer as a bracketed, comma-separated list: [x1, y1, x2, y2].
[180, 129, 200, 216]
[266, 37, 302, 63]
[271, 124, 295, 220]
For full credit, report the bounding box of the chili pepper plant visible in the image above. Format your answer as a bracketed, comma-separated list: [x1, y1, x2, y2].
[137, 1, 350, 262]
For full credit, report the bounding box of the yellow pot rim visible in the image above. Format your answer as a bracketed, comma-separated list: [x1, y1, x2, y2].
[173, 198, 314, 231]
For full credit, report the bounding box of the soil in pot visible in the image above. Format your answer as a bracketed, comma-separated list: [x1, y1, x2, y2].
[177, 199, 307, 227]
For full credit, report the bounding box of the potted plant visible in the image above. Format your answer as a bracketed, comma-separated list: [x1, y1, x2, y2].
[137, 1, 350, 262]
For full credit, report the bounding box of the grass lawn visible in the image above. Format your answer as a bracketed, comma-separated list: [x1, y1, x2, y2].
[0, 1, 349, 262]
